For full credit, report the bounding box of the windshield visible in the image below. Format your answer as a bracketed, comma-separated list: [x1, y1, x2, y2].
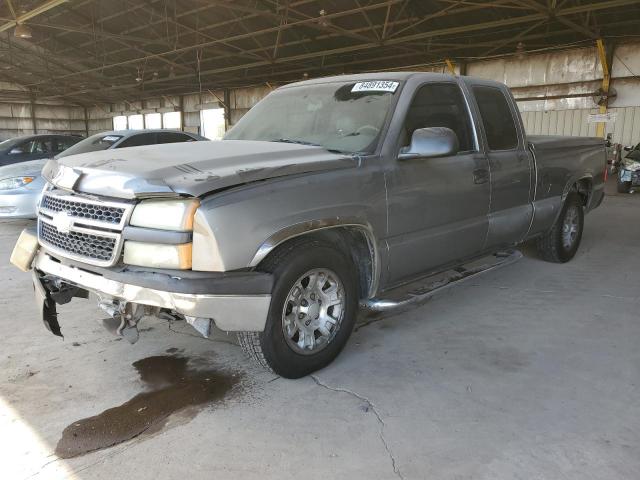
[56, 134, 123, 158]
[224, 80, 400, 154]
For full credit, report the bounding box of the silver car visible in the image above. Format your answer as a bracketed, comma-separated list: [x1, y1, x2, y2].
[0, 159, 48, 218]
[0, 129, 207, 219]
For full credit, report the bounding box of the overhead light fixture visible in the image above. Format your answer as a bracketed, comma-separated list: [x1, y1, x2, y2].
[14, 23, 32, 39]
[317, 9, 330, 27]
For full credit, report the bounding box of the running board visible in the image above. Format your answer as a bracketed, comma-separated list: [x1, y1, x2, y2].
[361, 249, 523, 312]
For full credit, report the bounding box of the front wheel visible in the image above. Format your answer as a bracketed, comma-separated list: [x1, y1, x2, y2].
[238, 238, 358, 378]
[536, 192, 584, 263]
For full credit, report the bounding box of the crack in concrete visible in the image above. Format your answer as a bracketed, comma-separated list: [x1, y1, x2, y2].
[27, 441, 134, 479]
[311, 375, 404, 480]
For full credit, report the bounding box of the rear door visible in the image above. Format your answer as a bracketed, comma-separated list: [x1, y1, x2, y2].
[465, 81, 534, 248]
[385, 81, 490, 285]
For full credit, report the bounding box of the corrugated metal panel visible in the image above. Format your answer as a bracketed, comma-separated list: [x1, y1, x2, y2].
[521, 107, 640, 144]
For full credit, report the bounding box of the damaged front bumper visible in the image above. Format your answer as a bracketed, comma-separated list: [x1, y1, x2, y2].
[620, 168, 640, 186]
[12, 228, 273, 340]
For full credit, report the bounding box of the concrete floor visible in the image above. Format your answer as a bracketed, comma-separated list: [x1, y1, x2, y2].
[1, 182, 639, 480]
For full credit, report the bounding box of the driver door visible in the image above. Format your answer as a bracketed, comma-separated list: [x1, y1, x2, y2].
[385, 82, 490, 286]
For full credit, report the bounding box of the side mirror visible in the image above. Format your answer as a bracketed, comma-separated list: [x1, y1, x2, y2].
[9, 147, 24, 155]
[398, 127, 459, 160]
[624, 146, 633, 151]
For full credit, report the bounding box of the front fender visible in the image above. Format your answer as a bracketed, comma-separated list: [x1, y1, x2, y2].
[191, 167, 386, 273]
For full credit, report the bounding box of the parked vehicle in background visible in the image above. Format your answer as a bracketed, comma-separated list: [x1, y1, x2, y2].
[618, 143, 640, 193]
[0, 134, 81, 218]
[0, 160, 49, 218]
[0, 134, 81, 167]
[0, 130, 208, 219]
[56, 129, 207, 159]
[11, 73, 606, 378]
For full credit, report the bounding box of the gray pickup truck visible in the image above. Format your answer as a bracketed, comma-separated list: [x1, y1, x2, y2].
[11, 73, 605, 378]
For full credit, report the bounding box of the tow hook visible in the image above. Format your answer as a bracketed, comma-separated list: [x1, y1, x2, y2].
[98, 301, 147, 344]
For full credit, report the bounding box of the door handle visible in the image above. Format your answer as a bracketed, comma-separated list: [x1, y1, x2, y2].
[473, 168, 489, 184]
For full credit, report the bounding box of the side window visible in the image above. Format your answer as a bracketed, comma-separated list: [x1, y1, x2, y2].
[55, 137, 80, 153]
[33, 138, 53, 154]
[157, 132, 193, 144]
[117, 133, 157, 148]
[13, 138, 51, 154]
[472, 86, 518, 151]
[8, 141, 29, 154]
[402, 83, 474, 152]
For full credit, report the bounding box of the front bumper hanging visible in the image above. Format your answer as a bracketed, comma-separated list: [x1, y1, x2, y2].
[12, 228, 273, 339]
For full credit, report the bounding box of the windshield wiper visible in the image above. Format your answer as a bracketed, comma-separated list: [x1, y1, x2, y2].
[271, 138, 357, 156]
[271, 138, 320, 147]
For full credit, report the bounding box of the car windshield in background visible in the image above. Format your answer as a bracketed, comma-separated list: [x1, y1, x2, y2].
[56, 134, 122, 158]
[224, 80, 400, 154]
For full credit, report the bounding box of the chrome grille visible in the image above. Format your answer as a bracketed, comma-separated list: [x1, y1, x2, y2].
[39, 221, 117, 263]
[37, 189, 133, 267]
[41, 194, 125, 225]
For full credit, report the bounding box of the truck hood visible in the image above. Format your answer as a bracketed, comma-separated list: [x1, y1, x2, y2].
[42, 140, 357, 199]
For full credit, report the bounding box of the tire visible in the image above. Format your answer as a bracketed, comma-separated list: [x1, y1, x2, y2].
[617, 177, 631, 194]
[237, 237, 359, 378]
[536, 192, 584, 263]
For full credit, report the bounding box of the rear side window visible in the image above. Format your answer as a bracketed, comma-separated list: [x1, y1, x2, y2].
[473, 86, 518, 151]
[118, 133, 157, 148]
[53, 136, 80, 153]
[157, 132, 193, 144]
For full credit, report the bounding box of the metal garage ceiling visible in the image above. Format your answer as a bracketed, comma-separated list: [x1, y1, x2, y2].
[0, 0, 639, 105]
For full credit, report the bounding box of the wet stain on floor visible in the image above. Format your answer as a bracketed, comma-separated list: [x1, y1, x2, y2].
[55, 355, 242, 458]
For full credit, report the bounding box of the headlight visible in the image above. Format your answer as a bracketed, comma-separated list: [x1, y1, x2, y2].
[123, 242, 192, 269]
[622, 159, 640, 172]
[130, 199, 200, 231]
[125, 198, 199, 269]
[0, 176, 35, 190]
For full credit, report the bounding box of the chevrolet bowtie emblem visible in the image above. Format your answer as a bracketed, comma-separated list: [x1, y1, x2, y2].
[52, 211, 74, 234]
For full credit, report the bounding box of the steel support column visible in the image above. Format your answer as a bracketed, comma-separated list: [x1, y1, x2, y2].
[596, 38, 613, 138]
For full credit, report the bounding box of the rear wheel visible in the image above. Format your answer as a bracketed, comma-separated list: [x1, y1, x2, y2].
[536, 192, 584, 263]
[238, 238, 358, 378]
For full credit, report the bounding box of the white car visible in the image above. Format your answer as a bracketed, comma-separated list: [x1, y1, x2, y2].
[0, 129, 207, 219]
[0, 159, 48, 218]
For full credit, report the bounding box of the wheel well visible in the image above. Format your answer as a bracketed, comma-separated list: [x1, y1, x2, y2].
[257, 227, 376, 300]
[573, 178, 592, 206]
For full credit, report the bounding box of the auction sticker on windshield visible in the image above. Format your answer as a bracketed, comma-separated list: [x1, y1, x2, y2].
[351, 81, 399, 93]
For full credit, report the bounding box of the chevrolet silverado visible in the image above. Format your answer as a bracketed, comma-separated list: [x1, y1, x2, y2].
[11, 73, 606, 378]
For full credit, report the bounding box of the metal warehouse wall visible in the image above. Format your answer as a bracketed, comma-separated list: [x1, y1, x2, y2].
[0, 82, 86, 140]
[6, 40, 639, 145]
[469, 41, 640, 145]
[520, 107, 640, 145]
